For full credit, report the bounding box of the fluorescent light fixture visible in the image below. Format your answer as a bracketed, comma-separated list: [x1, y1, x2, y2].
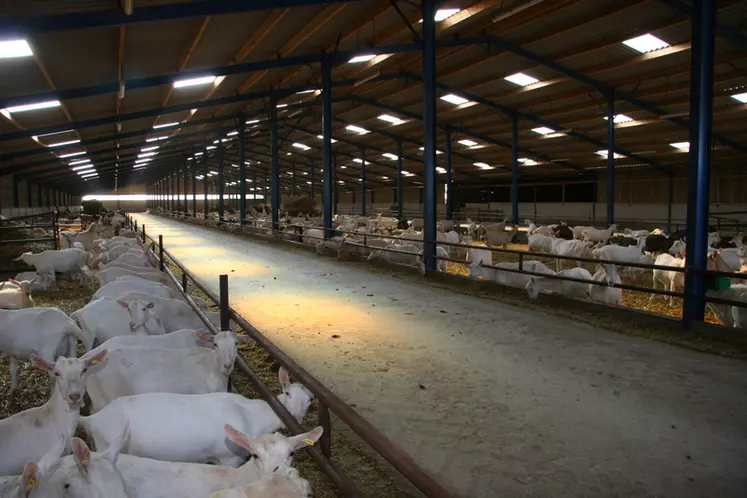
[72, 165, 94, 172]
[348, 54, 376, 64]
[4, 100, 61, 113]
[132, 164, 146, 169]
[292, 142, 311, 150]
[378, 114, 404, 125]
[210, 170, 218, 175]
[81, 172, 98, 178]
[504, 72, 539, 87]
[532, 127, 555, 135]
[419, 147, 443, 155]
[670, 142, 690, 150]
[58, 151, 86, 158]
[173, 75, 216, 88]
[436, 167, 446, 174]
[153, 122, 178, 129]
[146, 136, 169, 142]
[458, 139, 478, 147]
[352, 158, 369, 165]
[382, 153, 398, 160]
[35, 129, 74, 138]
[206, 146, 216, 150]
[440, 94, 469, 105]
[316, 135, 338, 143]
[226, 131, 238, 136]
[76, 167, 95, 174]
[604, 114, 633, 124]
[246, 119, 260, 124]
[340, 165, 346, 169]
[68, 159, 90, 166]
[338, 180, 344, 184]
[0, 39, 32, 59]
[346, 124, 369, 135]
[138, 152, 157, 158]
[401, 170, 414, 177]
[296, 89, 317, 95]
[47, 139, 80, 148]
[522, 159, 539, 166]
[622, 34, 670, 54]
[195, 152, 203, 156]
[276, 103, 288, 108]
[141, 145, 159, 152]
[419, 8, 460, 22]
[730, 92, 747, 103]
[474, 162, 494, 170]
[595, 150, 625, 159]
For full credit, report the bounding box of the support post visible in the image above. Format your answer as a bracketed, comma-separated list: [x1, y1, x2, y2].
[191, 160, 197, 216]
[219, 274, 230, 331]
[270, 95, 279, 230]
[238, 116, 247, 224]
[202, 154, 209, 219]
[12, 175, 19, 208]
[322, 57, 333, 239]
[607, 90, 615, 226]
[26, 181, 32, 208]
[175, 169, 181, 213]
[361, 149, 367, 216]
[422, 0, 437, 272]
[683, 0, 716, 328]
[217, 144, 225, 221]
[511, 114, 519, 225]
[46, 185, 50, 208]
[396, 140, 404, 221]
[159, 234, 164, 272]
[165, 175, 170, 212]
[444, 131, 453, 220]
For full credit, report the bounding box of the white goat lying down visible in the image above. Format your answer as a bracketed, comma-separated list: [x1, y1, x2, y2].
[214, 467, 312, 498]
[81, 367, 314, 467]
[0, 278, 36, 309]
[525, 267, 592, 300]
[0, 351, 108, 476]
[112, 424, 322, 498]
[85, 331, 246, 413]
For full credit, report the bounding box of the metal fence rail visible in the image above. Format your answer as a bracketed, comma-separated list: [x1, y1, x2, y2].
[128, 215, 457, 498]
[0, 211, 58, 249]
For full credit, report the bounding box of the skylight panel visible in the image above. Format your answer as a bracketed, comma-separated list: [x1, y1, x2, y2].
[195, 152, 203, 156]
[173, 75, 216, 88]
[731, 92, 747, 103]
[153, 122, 179, 129]
[382, 153, 398, 160]
[0, 39, 32, 59]
[58, 151, 86, 158]
[210, 170, 218, 175]
[474, 162, 494, 170]
[348, 54, 376, 64]
[458, 139, 478, 147]
[622, 34, 670, 54]
[141, 145, 159, 152]
[521, 159, 539, 166]
[352, 158, 369, 165]
[292, 143, 311, 150]
[346, 124, 369, 135]
[532, 127, 555, 135]
[378, 114, 404, 125]
[418, 8, 460, 23]
[504, 73, 539, 87]
[72, 165, 94, 172]
[604, 114, 633, 124]
[316, 135, 338, 143]
[440, 94, 469, 105]
[47, 139, 80, 148]
[670, 142, 690, 151]
[5, 100, 61, 113]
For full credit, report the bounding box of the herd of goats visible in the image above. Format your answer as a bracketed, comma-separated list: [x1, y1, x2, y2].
[0, 212, 318, 497]
[160, 207, 747, 329]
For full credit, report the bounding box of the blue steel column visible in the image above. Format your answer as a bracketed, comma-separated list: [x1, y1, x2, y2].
[444, 131, 453, 220]
[422, 0, 437, 272]
[511, 114, 519, 225]
[238, 116, 247, 224]
[683, 0, 716, 328]
[202, 154, 209, 218]
[607, 90, 615, 225]
[217, 144, 225, 221]
[361, 149, 367, 216]
[270, 95, 279, 230]
[322, 58, 333, 239]
[397, 141, 403, 220]
[183, 165, 188, 214]
[333, 156, 338, 214]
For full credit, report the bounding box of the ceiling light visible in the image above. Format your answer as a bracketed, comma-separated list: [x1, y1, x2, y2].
[195, 152, 203, 156]
[595, 150, 625, 159]
[58, 151, 86, 158]
[292, 142, 310, 150]
[622, 34, 670, 54]
[226, 131, 238, 136]
[4, 100, 61, 113]
[296, 89, 317, 94]
[146, 136, 169, 142]
[418, 8, 460, 23]
[276, 103, 288, 108]
[504, 73, 539, 87]
[730, 92, 747, 103]
[604, 114, 633, 124]
[132, 164, 146, 169]
[352, 158, 369, 165]
[47, 139, 80, 148]
[210, 170, 218, 175]
[458, 139, 478, 147]
[153, 122, 178, 129]
[401, 170, 414, 177]
[141, 145, 159, 152]
[532, 127, 555, 135]
[76, 168, 95, 174]
[81, 172, 98, 178]
[419, 147, 443, 155]
[0, 39, 32, 59]
[138, 152, 157, 158]
[246, 119, 260, 124]
[474, 162, 494, 170]
[670, 142, 690, 151]
[382, 153, 398, 160]
[440, 94, 469, 105]
[68, 159, 90, 166]
[316, 135, 338, 143]
[378, 114, 404, 125]
[135, 158, 151, 164]
[436, 167, 446, 174]
[72, 165, 94, 172]
[348, 54, 376, 64]
[35, 129, 74, 138]
[522, 159, 539, 166]
[346, 124, 369, 134]
[173, 75, 216, 88]
[206, 146, 216, 150]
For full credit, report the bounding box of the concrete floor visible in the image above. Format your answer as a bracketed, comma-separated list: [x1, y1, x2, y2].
[133, 214, 747, 497]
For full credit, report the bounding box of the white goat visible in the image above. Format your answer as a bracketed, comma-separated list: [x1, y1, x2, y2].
[572, 225, 595, 240]
[86, 330, 210, 359]
[0, 308, 92, 391]
[0, 279, 36, 309]
[593, 242, 652, 271]
[96, 267, 169, 287]
[85, 331, 247, 413]
[464, 236, 492, 266]
[582, 224, 617, 244]
[100, 253, 153, 269]
[436, 230, 460, 256]
[13, 270, 56, 292]
[61, 222, 102, 250]
[550, 239, 593, 271]
[93, 280, 181, 301]
[81, 367, 314, 467]
[651, 253, 686, 305]
[417, 247, 449, 273]
[527, 234, 553, 253]
[525, 268, 592, 300]
[589, 264, 622, 306]
[367, 243, 420, 267]
[214, 468, 312, 498]
[624, 228, 650, 238]
[14, 248, 88, 274]
[0, 351, 108, 476]
[0, 434, 66, 497]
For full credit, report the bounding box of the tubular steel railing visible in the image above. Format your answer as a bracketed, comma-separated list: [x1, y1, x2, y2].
[0, 211, 58, 249]
[126, 215, 457, 498]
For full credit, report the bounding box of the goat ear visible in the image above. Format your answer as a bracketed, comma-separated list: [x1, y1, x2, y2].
[84, 349, 108, 372]
[679, 249, 686, 258]
[291, 426, 324, 450]
[30, 353, 55, 374]
[224, 424, 256, 453]
[194, 331, 214, 345]
[116, 299, 129, 308]
[278, 366, 291, 390]
[72, 438, 91, 476]
[21, 462, 40, 495]
[9, 278, 20, 286]
[235, 333, 249, 343]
